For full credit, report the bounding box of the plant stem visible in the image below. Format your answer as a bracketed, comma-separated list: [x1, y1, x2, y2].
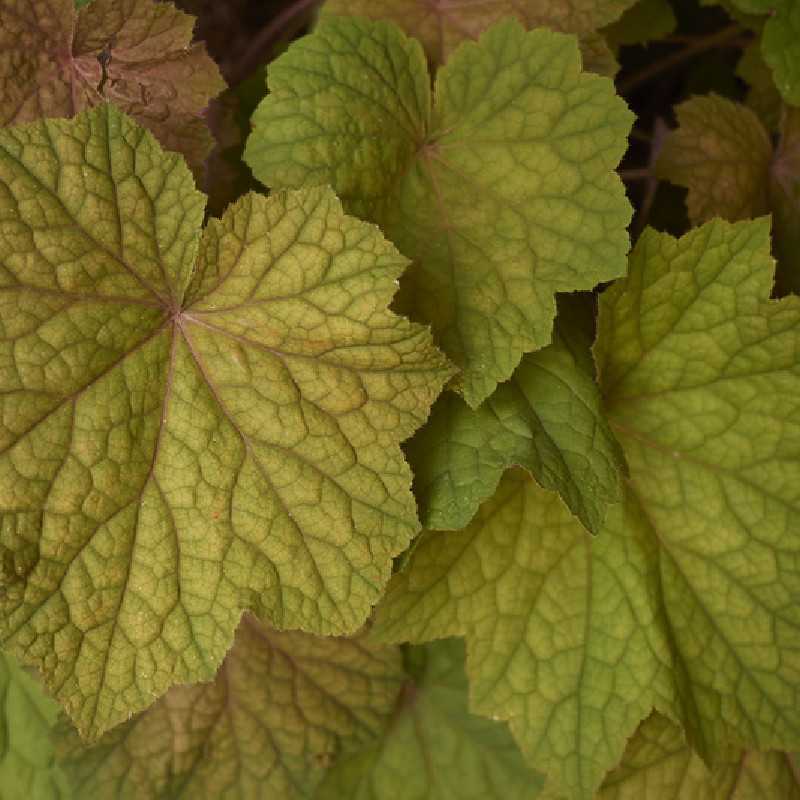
[619, 168, 652, 181]
[618, 24, 747, 95]
[228, 0, 322, 87]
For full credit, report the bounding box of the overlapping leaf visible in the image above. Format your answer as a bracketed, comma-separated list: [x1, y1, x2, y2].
[602, 0, 676, 48]
[655, 94, 772, 222]
[315, 639, 543, 800]
[596, 712, 800, 799]
[245, 17, 633, 406]
[373, 471, 674, 799]
[0, 105, 452, 739]
[0, 652, 72, 800]
[406, 298, 625, 533]
[0, 0, 225, 168]
[657, 95, 800, 291]
[57, 616, 404, 799]
[320, 0, 635, 74]
[373, 218, 800, 798]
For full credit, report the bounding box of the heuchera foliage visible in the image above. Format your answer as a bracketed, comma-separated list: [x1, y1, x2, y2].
[0, 0, 798, 798]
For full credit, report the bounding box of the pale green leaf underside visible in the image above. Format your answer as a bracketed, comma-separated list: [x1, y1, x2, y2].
[0, 105, 452, 739]
[0, 652, 71, 800]
[58, 617, 404, 799]
[406, 305, 625, 533]
[244, 17, 633, 406]
[315, 638, 543, 800]
[598, 712, 800, 800]
[595, 220, 800, 760]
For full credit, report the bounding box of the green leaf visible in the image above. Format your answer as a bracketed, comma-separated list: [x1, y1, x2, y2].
[730, 0, 800, 107]
[406, 298, 625, 533]
[595, 219, 800, 762]
[597, 712, 800, 800]
[0, 105, 453, 739]
[0, 652, 71, 800]
[655, 94, 772, 223]
[57, 616, 405, 799]
[602, 0, 677, 48]
[737, 42, 783, 132]
[373, 218, 800, 797]
[595, 713, 718, 799]
[245, 17, 633, 406]
[372, 471, 674, 799]
[319, 0, 635, 74]
[315, 639, 544, 800]
[0, 0, 225, 170]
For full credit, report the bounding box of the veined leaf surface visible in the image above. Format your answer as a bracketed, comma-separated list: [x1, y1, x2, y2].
[245, 17, 633, 406]
[373, 218, 800, 798]
[57, 616, 405, 799]
[0, 105, 452, 739]
[0, 0, 225, 168]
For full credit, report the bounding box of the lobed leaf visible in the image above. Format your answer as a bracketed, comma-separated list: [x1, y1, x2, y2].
[374, 218, 800, 798]
[373, 471, 674, 799]
[657, 95, 800, 292]
[0, 0, 225, 169]
[406, 299, 625, 534]
[0, 105, 453, 739]
[57, 616, 405, 799]
[315, 639, 543, 800]
[655, 94, 772, 223]
[320, 0, 636, 75]
[245, 17, 633, 406]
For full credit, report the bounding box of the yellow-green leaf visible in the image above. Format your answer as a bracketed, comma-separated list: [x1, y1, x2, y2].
[0, 105, 452, 739]
[315, 639, 544, 800]
[245, 17, 633, 406]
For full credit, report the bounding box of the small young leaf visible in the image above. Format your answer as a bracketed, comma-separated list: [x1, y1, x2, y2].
[245, 17, 633, 406]
[315, 639, 544, 800]
[655, 94, 772, 223]
[406, 301, 625, 534]
[57, 616, 405, 799]
[0, 652, 72, 799]
[657, 96, 800, 292]
[0, 0, 225, 170]
[0, 105, 452, 739]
